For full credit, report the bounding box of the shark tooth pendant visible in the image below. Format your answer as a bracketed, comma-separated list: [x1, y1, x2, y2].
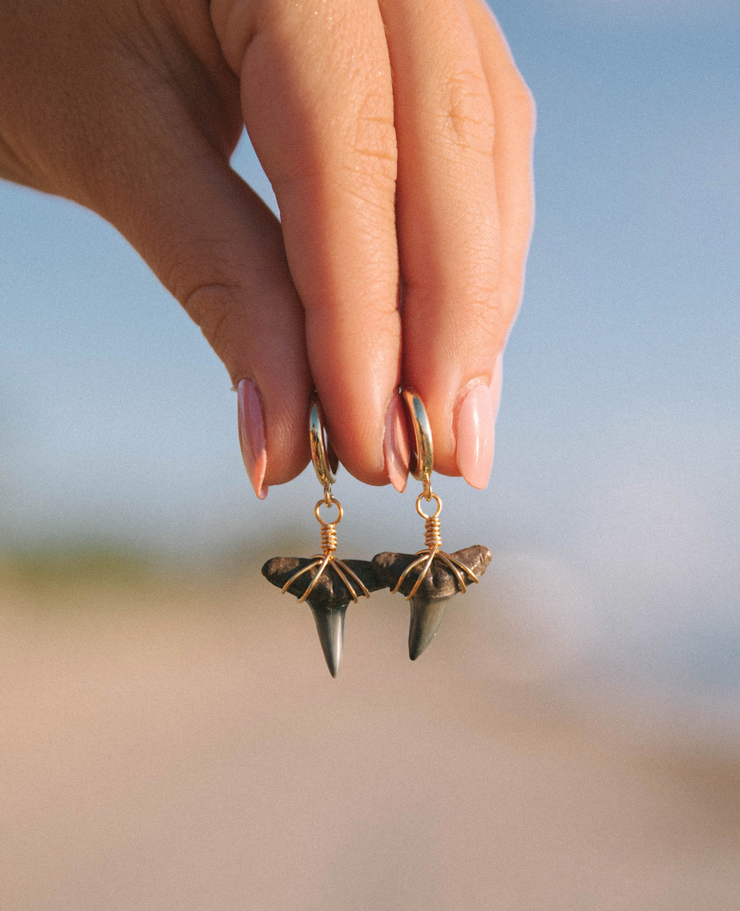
[261, 399, 380, 677]
[262, 553, 383, 677]
[372, 544, 492, 660]
[373, 389, 492, 660]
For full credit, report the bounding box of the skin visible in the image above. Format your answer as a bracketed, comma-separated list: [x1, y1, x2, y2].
[0, 0, 534, 487]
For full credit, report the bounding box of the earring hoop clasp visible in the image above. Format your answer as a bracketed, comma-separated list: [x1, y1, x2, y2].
[401, 388, 434, 483]
[309, 398, 338, 490]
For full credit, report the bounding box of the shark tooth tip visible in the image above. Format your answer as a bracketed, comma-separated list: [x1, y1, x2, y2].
[310, 605, 345, 678]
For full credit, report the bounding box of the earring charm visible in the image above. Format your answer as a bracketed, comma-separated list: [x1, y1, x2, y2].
[261, 399, 382, 677]
[372, 389, 492, 660]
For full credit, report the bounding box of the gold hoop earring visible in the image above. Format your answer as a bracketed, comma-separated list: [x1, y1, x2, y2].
[262, 398, 382, 677]
[372, 390, 492, 660]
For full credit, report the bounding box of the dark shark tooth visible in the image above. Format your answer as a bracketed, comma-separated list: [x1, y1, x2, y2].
[372, 545, 492, 660]
[371, 546, 491, 600]
[262, 557, 384, 677]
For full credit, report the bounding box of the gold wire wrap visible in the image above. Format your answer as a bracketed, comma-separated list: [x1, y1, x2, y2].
[424, 514, 442, 551]
[320, 521, 338, 555]
[281, 493, 370, 604]
[391, 481, 479, 601]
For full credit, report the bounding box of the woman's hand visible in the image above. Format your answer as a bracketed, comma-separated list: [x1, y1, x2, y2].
[0, 0, 534, 497]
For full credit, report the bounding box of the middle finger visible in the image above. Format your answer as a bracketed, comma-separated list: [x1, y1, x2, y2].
[379, 0, 500, 476]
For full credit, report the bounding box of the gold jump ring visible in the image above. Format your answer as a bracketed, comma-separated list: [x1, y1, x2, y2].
[415, 491, 442, 520]
[314, 496, 343, 526]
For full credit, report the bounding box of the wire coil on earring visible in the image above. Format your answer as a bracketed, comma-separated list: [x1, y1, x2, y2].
[418, 495, 443, 551]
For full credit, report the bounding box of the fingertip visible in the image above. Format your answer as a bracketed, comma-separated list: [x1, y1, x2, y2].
[455, 382, 496, 490]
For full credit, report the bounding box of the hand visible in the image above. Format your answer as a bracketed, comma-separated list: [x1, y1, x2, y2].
[0, 0, 534, 496]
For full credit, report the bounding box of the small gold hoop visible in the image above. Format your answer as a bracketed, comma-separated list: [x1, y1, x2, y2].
[401, 389, 434, 482]
[416, 491, 442, 520]
[314, 496, 343, 526]
[309, 398, 338, 488]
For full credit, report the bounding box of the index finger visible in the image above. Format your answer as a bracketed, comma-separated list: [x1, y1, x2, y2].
[214, 0, 403, 486]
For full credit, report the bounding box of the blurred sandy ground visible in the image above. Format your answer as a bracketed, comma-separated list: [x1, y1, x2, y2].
[1, 556, 739, 911]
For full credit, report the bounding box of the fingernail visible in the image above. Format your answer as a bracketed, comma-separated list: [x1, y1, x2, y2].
[456, 383, 495, 490]
[491, 353, 503, 422]
[237, 379, 268, 499]
[383, 394, 410, 493]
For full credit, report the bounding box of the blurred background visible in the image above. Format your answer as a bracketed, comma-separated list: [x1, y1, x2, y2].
[1, 0, 739, 907]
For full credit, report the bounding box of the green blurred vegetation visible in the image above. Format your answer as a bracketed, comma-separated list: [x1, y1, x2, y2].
[0, 528, 315, 593]
[0, 542, 155, 589]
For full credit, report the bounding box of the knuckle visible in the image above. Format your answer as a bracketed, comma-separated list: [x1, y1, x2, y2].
[406, 275, 507, 349]
[440, 69, 495, 155]
[182, 280, 243, 365]
[469, 296, 507, 347]
[454, 274, 506, 344]
[346, 89, 398, 184]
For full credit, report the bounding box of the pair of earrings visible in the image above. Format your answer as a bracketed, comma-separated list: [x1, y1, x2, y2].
[262, 391, 492, 677]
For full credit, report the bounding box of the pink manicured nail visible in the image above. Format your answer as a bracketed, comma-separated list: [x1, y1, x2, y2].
[383, 394, 410, 493]
[456, 383, 496, 490]
[237, 379, 268, 500]
[491, 353, 503, 422]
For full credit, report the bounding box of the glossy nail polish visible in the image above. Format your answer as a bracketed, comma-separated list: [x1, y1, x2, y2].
[491, 353, 503, 422]
[383, 394, 410, 493]
[237, 378, 268, 499]
[456, 383, 495, 490]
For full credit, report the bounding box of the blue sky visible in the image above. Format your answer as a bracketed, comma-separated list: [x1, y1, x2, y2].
[1, 1, 739, 708]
